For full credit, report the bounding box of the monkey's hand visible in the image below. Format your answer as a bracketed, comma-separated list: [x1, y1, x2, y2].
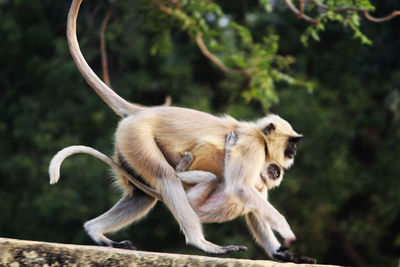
[273, 250, 317, 264]
[226, 131, 238, 148]
[176, 152, 193, 172]
[225, 131, 238, 164]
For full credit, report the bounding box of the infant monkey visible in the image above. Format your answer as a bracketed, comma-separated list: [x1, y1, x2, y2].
[174, 133, 314, 263]
[176, 131, 284, 224]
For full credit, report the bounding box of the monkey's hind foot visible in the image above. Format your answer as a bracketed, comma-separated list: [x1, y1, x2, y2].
[99, 240, 136, 250]
[112, 240, 136, 250]
[273, 251, 317, 264]
[211, 245, 247, 255]
[223, 245, 247, 254]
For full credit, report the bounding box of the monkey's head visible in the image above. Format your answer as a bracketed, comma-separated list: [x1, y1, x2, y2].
[256, 114, 303, 169]
[260, 159, 284, 189]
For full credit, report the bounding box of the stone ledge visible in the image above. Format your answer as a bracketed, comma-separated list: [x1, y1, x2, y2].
[0, 237, 340, 266]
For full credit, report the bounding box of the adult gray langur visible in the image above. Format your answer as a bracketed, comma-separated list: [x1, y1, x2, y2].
[49, 0, 316, 263]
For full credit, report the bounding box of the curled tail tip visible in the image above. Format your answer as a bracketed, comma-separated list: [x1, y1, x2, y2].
[48, 145, 90, 185]
[49, 158, 62, 184]
[49, 170, 60, 184]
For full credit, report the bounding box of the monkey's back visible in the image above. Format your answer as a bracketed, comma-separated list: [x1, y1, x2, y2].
[115, 106, 239, 179]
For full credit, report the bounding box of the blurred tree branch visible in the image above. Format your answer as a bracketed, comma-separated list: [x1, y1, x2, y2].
[99, 0, 172, 106]
[100, 0, 121, 87]
[98, 0, 400, 108]
[284, 0, 320, 24]
[285, 0, 400, 24]
[195, 33, 248, 76]
[148, 0, 247, 77]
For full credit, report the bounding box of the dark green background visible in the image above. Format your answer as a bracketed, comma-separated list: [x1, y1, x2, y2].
[1, 0, 399, 266]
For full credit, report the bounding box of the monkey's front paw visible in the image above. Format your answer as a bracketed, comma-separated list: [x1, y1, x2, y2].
[273, 251, 316, 264]
[112, 240, 136, 250]
[181, 152, 193, 163]
[277, 244, 289, 252]
[221, 245, 248, 254]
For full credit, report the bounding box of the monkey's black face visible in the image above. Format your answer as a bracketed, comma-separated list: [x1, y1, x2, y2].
[267, 164, 281, 180]
[284, 136, 303, 159]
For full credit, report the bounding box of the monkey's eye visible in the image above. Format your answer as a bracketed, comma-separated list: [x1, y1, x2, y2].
[289, 136, 304, 143]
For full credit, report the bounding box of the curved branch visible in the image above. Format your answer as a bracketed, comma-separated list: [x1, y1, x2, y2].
[309, 0, 400, 23]
[309, 0, 364, 13]
[100, 0, 122, 87]
[195, 33, 247, 76]
[284, 0, 320, 24]
[363, 10, 400, 23]
[149, 0, 247, 76]
[149, 0, 174, 15]
[298, 0, 305, 19]
[67, 0, 139, 118]
[101, 0, 172, 106]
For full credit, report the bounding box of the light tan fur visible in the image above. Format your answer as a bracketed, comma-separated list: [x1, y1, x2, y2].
[48, 134, 283, 253]
[62, 0, 303, 257]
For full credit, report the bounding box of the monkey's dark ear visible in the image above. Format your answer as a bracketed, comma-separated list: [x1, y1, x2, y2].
[263, 123, 275, 135]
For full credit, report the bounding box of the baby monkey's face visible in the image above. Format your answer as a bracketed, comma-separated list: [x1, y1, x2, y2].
[260, 160, 284, 190]
[267, 163, 281, 180]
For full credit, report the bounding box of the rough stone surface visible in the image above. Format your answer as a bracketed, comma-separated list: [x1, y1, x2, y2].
[0, 237, 340, 267]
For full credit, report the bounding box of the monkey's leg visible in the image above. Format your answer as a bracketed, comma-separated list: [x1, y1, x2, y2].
[84, 191, 156, 249]
[224, 133, 296, 247]
[175, 152, 220, 211]
[246, 212, 281, 258]
[118, 129, 243, 254]
[175, 132, 236, 209]
[180, 171, 219, 209]
[157, 175, 246, 254]
[230, 184, 296, 247]
[182, 131, 235, 209]
[247, 212, 317, 263]
[175, 151, 218, 188]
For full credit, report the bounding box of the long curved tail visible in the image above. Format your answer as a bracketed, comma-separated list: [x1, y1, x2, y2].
[49, 145, 162, 200]
[67, 0, 143, 117]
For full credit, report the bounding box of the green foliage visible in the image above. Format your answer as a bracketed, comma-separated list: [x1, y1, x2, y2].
[301, 12, 372, 46]
[297, 0, 376, 45]
[142, 0, 380, 108]
[1, 0, 399, 266]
